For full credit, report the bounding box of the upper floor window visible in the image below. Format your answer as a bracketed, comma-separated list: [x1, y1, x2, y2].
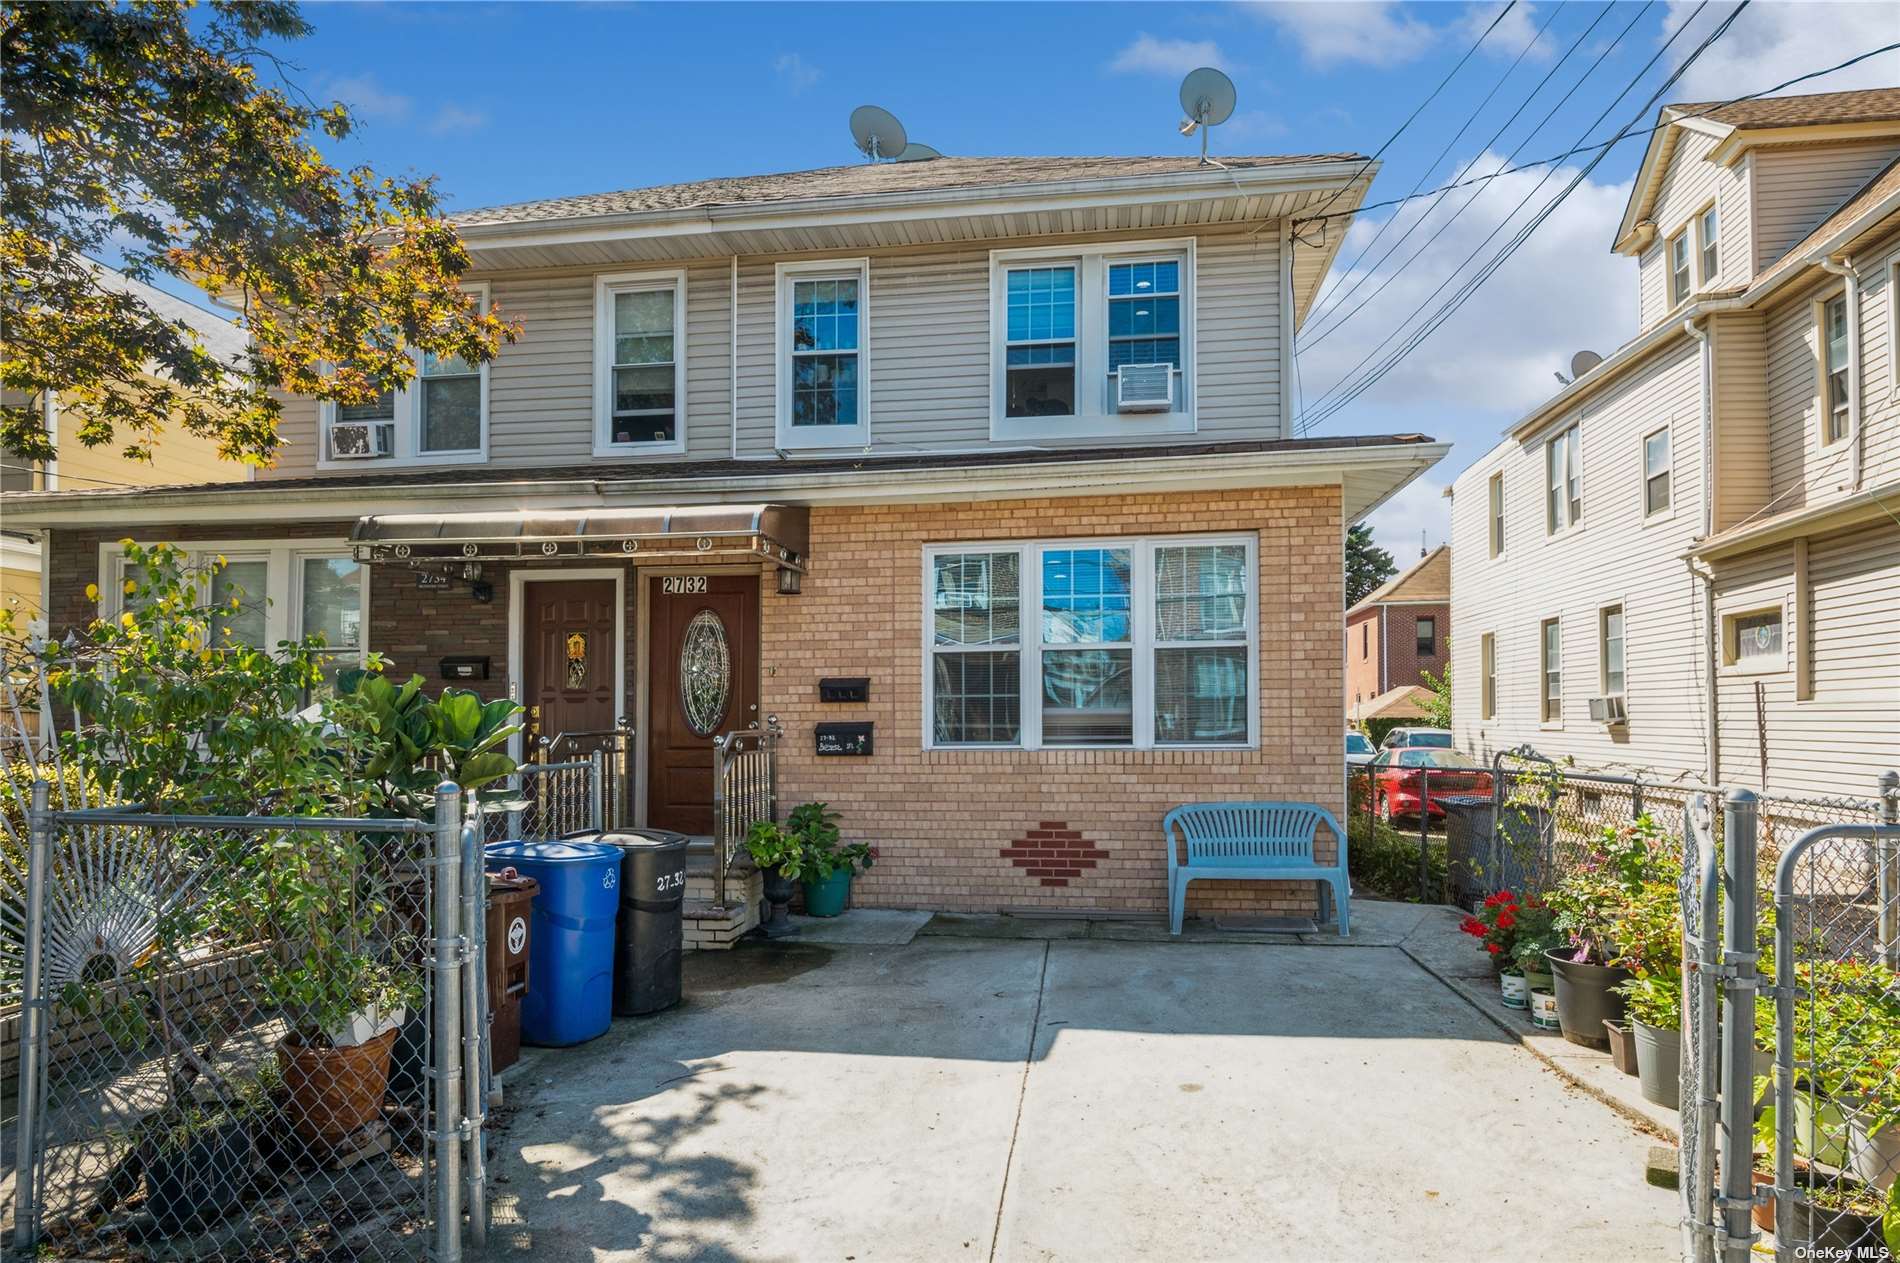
[321, 284, 489, 467]
[1415, 616, 1436, 658]
[1545, 423, 1580, 535]
[0, 390, 52, 491]
[1599, 604, 1625, 697]
[1487, 471, 1504, 558]
[595, 270, 686, 455]
[1822, 293, 1850, 446]
[990, 240, 1195, 441]
[776, 258, 869, 449]
[1361, 621, 1369, 659]
[418, 350, 482, 455]
[1668, 231, 1691, 307]
[1696, 205, 1718, 285]
[1540, 617, 1562, 724]
[1643, 426, 1671, 517]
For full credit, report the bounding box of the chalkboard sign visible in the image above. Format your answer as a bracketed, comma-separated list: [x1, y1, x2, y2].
[815, 722, 873, 757]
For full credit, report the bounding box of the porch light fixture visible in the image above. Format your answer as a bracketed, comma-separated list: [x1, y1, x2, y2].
[776, 567, 802, 596]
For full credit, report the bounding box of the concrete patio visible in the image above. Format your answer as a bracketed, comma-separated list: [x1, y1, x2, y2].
[479, 902, 1678, 1262]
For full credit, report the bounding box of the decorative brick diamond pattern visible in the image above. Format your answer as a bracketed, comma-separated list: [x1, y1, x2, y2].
[1000, 820, 1110, 887]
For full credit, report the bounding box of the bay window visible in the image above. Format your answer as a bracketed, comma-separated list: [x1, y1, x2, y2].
[927, 534, 1254, 750]
[595, 270, 686, 454]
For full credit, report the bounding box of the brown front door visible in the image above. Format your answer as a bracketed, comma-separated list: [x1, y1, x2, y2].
[521, 579, 619, 752]
[647, 574, 759, 835]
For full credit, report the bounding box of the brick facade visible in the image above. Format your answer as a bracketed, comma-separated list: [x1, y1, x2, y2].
[47, 482, 1346, 921]
[1345, 601, 1449, 710]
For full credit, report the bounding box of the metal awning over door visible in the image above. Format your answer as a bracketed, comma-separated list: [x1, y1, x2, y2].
[349, 504, 809, 570]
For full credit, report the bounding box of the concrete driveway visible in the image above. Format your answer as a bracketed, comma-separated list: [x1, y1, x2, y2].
[481, 905, 1677, 1262]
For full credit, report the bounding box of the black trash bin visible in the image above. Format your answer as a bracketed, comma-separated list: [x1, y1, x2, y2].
[576, 830, 690, 1016]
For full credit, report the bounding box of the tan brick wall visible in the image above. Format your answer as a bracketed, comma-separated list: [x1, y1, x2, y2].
[760, 485, 1345, 919]
[1346, 606, 1381, 709]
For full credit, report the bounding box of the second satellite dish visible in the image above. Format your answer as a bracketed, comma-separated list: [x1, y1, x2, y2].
[850, 105, 908, 162]
[1177, 68, 1237, 165]
[1570, 350, 1603, 378]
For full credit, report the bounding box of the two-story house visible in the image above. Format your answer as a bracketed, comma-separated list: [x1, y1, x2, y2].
[1345, 544, 1449, 726]
[3, 153, 1445, 927]
[1450, 88, 1900, 799]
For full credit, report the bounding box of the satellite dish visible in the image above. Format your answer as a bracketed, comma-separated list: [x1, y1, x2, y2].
[896, 142, 943, 163]
[1177, 68, 1237, 165]
[1570, 350, 1603, 378]
[850, 105, 908, 162]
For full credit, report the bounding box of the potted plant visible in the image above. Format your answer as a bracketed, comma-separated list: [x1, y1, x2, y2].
[1511, 902, 1559, 995]
[1542, 815, 1675, 1049]
[1781, 1173, 1890, 1258]
[140, 1063, 281, 1234]
[271, 951, 420, 1147]
[1458, 890, 1532, 1008]
[744, 803, 874, 932]
[1621, 974, 1683, 1109]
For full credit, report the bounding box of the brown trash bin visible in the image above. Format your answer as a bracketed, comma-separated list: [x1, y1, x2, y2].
[485, 873, 538, 1073]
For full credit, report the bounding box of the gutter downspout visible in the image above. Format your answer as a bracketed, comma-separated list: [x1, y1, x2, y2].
[1818, 256, 1862, 489]
[730, 255, 740, 461]
[1684, 317, 1720, 787]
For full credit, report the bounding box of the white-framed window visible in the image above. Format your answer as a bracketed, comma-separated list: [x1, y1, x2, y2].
[1821, 292, 1850, 446]
[1669, 231, 1691, 307]
[1488, 471, 1505, 558]
[1540, 616, 1562, 724]
[1480, 631, 1496, 720]
[1599, 604, 1625, 697]
[1696, 204, 1718, 286]
[989, 239, 1196, 441]
[1723, 606, 1785, 673]
[775, 258, 869, 448]
[1891, 260, 1900, 391]
[924, 533, 1255, 751]
[320, 284, 490, 468]
[595, 269, 686, 455]
[1545, 422, 1581, 535]
[100, 540, 369, 685]
[1643, 425, 1672, 517]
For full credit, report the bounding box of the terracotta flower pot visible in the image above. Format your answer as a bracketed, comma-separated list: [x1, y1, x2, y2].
[276, 1026, 399, 1147]
[1750, 1169, 1774, 1235]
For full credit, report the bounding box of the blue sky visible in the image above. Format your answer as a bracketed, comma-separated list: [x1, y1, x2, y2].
[218, 1, 1899, 555]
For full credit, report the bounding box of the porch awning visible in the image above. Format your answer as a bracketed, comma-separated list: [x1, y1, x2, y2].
[349, 504, 809, 569]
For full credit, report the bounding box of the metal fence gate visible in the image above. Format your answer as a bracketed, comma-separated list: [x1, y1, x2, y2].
[4, 784, 492, 1261]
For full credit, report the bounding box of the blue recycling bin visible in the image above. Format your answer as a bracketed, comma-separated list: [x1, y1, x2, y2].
[485, 839, 621, 1047]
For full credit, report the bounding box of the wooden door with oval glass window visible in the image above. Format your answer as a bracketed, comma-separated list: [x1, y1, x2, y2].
[647, 575, 759, 834]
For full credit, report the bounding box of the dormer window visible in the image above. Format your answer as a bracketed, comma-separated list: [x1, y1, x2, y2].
[1668, 231, 1691, 307]
[1696, 205, 1718, 285]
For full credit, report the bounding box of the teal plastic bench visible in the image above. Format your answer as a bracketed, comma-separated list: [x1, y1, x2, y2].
[1162, 802, 1350, 936]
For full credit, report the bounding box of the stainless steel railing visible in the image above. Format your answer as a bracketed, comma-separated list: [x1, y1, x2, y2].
[710, 717, 781, 907]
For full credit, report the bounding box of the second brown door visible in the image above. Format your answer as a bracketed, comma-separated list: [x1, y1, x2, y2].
[646, 575, 759, 834]
[522, 579, 619, 751]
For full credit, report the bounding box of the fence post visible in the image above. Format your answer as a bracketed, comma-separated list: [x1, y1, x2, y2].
[1631, 779, 1645, 821]
[458, 803, 489, 1248]
[590, 749, 607, 834]
[11, 781, 51, 1251]
[1417, 767, 1431, 902]
[1717, 788, 1759, 1263]
[433, 783, 466, 1263]
[1879, 770, 1899, 970]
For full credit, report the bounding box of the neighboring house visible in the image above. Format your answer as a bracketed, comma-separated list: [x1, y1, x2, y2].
[3, 152, 1446, 928]
[1345, 544, 1449, 722]
[1450, 88, 1900, 800]
[1, 270, 250, 633]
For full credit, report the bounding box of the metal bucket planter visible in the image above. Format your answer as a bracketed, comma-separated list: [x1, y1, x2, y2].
[1780, 1189, 1889, 1259]
[143, 1118, 254, 1235]
[1528, 988, 1561, 1031]
[1544, 950, 1628, 1050]
[1849, 1116, 1900, 1194]
[1499, 971, 1529, 1009]
[1632, 1020, 1681, 1109]
[1791, 1088, 1853, 1170]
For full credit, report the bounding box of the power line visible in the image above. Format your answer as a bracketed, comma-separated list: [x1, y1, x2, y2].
[0, 463, 149, 491]
[1303, 0, 1632, 348]
[1298, 0, 1753, 434]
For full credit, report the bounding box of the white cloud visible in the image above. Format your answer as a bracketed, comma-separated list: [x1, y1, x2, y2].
[1222, 109, 1291, 144]
[1106, 34, 1231, 77]
[1458, 1, 1556, 62]
[1659, 1, 1900, 103]
[329, 73, 413, 123]
[774, 52, 821, 95]
[1256, 2, 1437, 69]
[1297, 149, 1634, 429]
[426, 105, 488, 136]
[1363, 473, 1451, 556]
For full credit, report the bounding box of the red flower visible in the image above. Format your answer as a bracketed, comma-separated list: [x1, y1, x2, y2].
[1460, 917, 1486, 937]
[1486, 943, 1501, 954]
[1497, 909, 1517, 930]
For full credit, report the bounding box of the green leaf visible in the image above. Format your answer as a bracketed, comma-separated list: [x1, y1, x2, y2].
[455, 752, 517, 793]
[435, 690, 483, 746]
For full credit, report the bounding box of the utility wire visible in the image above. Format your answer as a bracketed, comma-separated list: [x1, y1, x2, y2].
[1298, 0, 1751, 433]
[1306, 0, 1576, 329]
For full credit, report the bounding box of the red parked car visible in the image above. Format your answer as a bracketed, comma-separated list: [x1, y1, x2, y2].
[1369, 748, 1493, 824]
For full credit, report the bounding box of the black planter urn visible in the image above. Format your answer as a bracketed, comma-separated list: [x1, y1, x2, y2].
[760, 869, 799, 938]
[1545, 949, 1630, 1049]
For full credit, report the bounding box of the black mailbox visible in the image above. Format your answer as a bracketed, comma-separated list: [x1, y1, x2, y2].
[815, 722, 873, 756]
[439, 655, 490, 681]
[818, 677, 870, 703]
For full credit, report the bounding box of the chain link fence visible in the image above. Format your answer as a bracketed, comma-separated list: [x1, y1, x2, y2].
[481, 758, 601, 845]
[4, 788, 487, 1261]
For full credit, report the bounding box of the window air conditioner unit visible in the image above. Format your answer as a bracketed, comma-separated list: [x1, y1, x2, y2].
[330, 420, 395, 460]
[1115, 363, 1174, 413]
[1588, 695, 1628, 724]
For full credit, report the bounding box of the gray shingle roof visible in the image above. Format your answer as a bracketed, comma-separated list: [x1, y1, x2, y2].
[452, 154, 1365, 227]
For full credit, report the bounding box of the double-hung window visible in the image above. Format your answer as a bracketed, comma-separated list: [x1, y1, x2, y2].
[418, 349, 482, 455]
[596, 270, 686, 454]
[991, 240, 1195, 440]
[776, 258, 868, 448]
[1697, 205, 1718, 285]
[1822, 293, 1850, 445]
[926, 534, 1254, 750]
[1545, 423, 1580, 534]
[1540, 617, 1562, 723]
[1600, 604, 1625, 696]
[320, 283, 489, 466]
[1668, 231, 1691, 306]
[1480, 632, 1496, 720]
[1488, 471, 1505, 558]
[1415, 617, 1436, 658]
[1643, 426, 1671, 516]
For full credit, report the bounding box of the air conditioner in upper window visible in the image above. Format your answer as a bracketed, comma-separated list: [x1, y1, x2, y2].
[1115, 363, 1175, 413]
[1588, 695, 1628, 725]
[329, 420, 395, 460]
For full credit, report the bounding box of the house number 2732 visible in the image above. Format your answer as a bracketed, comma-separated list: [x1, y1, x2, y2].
[655, 871, 685, 894]
[662, 576, 708, 595]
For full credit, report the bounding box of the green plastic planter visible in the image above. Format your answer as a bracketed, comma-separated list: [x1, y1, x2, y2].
[802, 869, 852, 918]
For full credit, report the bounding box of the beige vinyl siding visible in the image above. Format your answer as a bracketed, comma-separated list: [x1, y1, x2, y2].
[1857, 232, 1899, 491]
[1751, 140, 1900, 272]
[1713, 521, 1900, 797]
[1758, 270, 1876, 518]
[54, 404, 246, 490]
[1637, 129, 1746, 328]
[1450, 339, 1710, 776]
[1710, 311, 1770, 533]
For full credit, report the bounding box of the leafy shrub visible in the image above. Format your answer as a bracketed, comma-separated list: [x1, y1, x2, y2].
[1348, 814, 1447, 902]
